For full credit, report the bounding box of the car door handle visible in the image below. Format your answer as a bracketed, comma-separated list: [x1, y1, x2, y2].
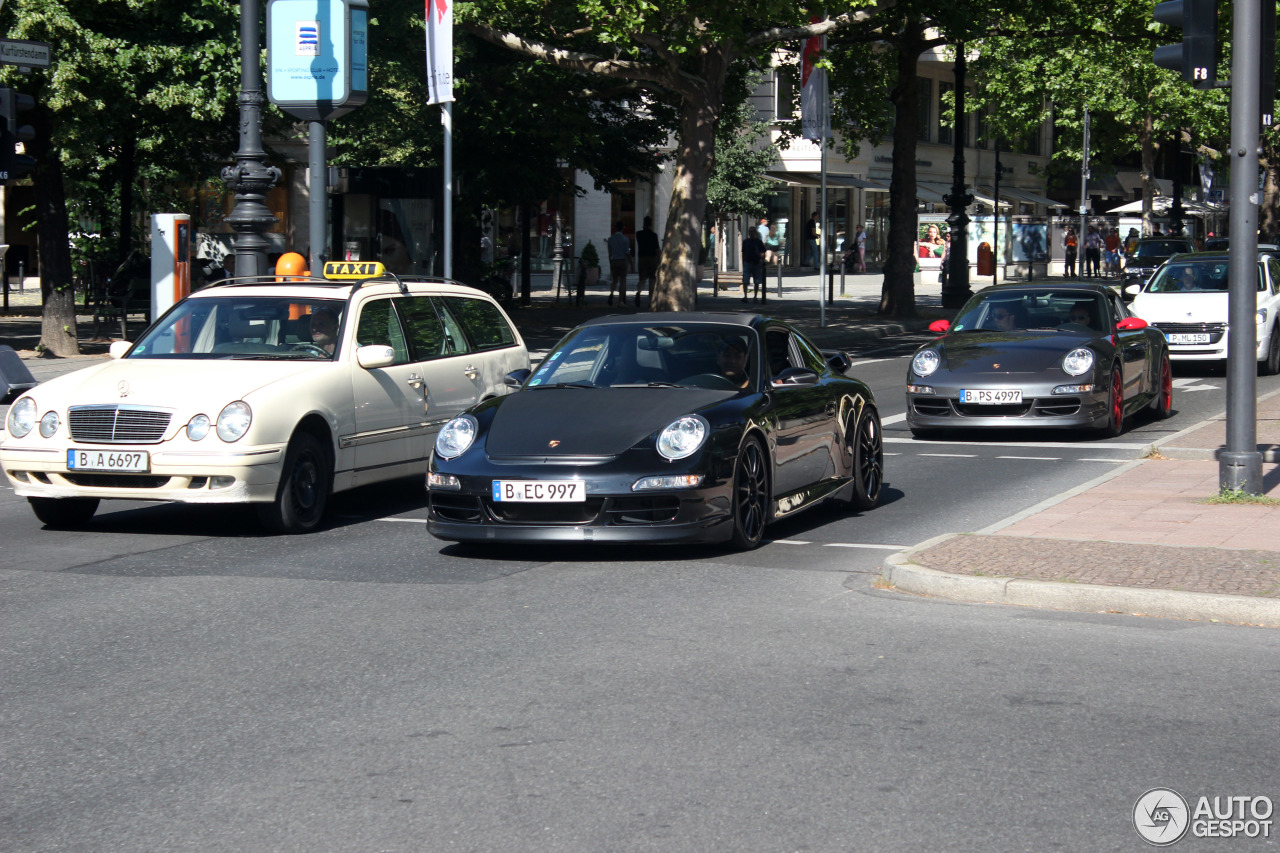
[463, 364, 478, 379]
[406, 373, 424, 389]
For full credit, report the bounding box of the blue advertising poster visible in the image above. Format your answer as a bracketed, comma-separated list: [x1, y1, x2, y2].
[267, 0, 347, 113]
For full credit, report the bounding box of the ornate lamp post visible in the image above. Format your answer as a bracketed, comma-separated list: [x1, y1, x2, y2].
[222, 0, 281, 278]
[943, 42, 973, 308]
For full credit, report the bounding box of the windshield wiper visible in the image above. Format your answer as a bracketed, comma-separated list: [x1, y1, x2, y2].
[610, 381, 682, 388]
[529, 381, 596, 389]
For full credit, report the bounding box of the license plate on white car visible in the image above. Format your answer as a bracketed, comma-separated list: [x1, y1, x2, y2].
[492, 480, 585, 502]
[959, 389, 1023, 404]
[1166, 333, 1210, 345]
[67, 449, 150, 472]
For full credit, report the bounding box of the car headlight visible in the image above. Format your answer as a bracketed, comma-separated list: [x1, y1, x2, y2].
[39, 411, 60, 438]
[436, 415, 478, 459]
[656, 415, 708, 460]
[7, 397, 36, 438]
[912, 349, 941, 377]
[1062, 348, 1095, 376]
[187, 414, 211, 441]
[216, 401, 252, 442]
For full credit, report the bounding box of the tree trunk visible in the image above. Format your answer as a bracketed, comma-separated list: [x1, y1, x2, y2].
[118, 133, 136, 263]
[29, 109, 80, 356]
[651, 46, 730, 312]
[1140, 112, 1156, 236]
[879, 25, 925, 318]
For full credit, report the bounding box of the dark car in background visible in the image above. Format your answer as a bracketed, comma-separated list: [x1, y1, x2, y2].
[1122, 237, 1198, 290]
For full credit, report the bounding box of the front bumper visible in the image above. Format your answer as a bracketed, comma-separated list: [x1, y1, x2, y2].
[0, 441, 286, 503]
[905, 377, 1109, 430]
[1157, 324, 1271, 363]
[426, 455, 736, 545]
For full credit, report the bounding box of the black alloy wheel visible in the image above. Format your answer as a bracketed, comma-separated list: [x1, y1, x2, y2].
[730, 438, 769, 550]
[845, 406, 884, 511]
[29, 496, 99, 529]
[258, 432, 331, 534]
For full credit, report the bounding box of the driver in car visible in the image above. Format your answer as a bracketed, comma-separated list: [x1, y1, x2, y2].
[310, 308, 340, 355]
[716, 337, 751, 389]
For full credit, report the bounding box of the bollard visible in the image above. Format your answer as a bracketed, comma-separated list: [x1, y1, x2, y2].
[840, 262, 846, 296]
[17, 260, 24, 294]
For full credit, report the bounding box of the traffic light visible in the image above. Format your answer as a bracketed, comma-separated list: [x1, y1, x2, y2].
[0, 87, 36, 183]
[1153, 0, 1218, 90]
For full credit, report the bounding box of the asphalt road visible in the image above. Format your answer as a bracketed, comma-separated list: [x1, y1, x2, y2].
[3, 344, 1279, 851]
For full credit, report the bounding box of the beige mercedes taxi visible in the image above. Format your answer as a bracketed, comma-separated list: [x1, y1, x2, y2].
[1, 262, 528, 533]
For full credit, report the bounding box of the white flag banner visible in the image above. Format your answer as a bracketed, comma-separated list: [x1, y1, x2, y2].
[800, 21, 826, 141]
[425, 0, 453, 104]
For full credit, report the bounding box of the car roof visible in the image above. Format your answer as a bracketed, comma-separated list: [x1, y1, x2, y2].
[187, 274, 495, 302]
[976, 282, 1116, 297]
[576, 311, 761, 329]
[1165, 251, 1274, 262]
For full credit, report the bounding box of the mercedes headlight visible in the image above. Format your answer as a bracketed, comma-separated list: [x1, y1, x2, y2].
[187, 414, 211, 441]
[1062, 348, 1095, 377]
[656, 415, 708, 461]
[912, 349, 941, 377]
[436, 415, 478, 459]
[216, 401, 252, 442]
[39, 411, 60, 438]
[7, 397, 36, 438]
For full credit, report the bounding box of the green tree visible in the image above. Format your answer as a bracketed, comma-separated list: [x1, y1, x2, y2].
[706, 94, 782, 284]
[460, 1, 874, 311]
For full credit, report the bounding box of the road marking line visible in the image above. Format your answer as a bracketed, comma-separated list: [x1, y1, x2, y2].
[996, 455, 1062, 461]
[918, 452, 976, 457]
[377, 517, 427, 523]
[773, 539, 811, 545]
[847, 357, 894, 367]
[824, 542, 910, 550]
[882, 412, 907, 425]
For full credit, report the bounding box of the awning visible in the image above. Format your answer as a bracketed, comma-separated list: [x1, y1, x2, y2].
[1107, 197, 1224, 216]
[764, 171, 890, 190]
[918, 181, 1007, 209]
[979, 185, 1070, 208]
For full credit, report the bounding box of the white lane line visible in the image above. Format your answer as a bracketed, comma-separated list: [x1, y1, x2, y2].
[886, 437, 1152, 450]
[884, 452, 903, 456]
[918, 452, 976, 458]
[996, 455, 1062, 461]
[847, 357, 894, 367]
[773, 539, 812, 545]
[823, 542, 910, 550]
[882, 412, 907, 425]
[377, 517, 428, 523]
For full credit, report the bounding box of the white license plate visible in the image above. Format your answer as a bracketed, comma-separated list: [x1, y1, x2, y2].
[1166, 333, 1210, 345]
[67, 449, 150, 472]
[492, 480, 585, 502]
[959, 389, 1023, 404]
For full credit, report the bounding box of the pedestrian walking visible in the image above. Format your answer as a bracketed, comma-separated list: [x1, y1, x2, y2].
[803, 212, 821, 268]
[605, 221, 632, 306]
[1103, 227, 1122, 277]
[1063, 226, 1077, 277]
[854, 225, 867, 272]
[939, 232, 951, 288]
[741, 228, 766, 303]
[1083, 226, 1103, 277]
[634, 216, 660, 307]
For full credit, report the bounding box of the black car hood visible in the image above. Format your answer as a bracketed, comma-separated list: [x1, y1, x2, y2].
[941, 332, 1095, 374]
[484, 387, 732, 456]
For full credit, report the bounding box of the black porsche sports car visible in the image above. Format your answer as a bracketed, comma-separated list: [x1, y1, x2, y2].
[426, 313, 883, 549]
[906, 283, 1172, 436]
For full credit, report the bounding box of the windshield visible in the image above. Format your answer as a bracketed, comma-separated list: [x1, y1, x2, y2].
[1146, 260, 1260, 293]
[528, 323, 759, 391]
[1133, 240, 1194, 259]
[127, 296, 347, 360]
[951, 290, 1110, 333]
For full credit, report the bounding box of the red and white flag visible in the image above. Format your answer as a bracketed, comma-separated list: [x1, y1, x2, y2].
[425, 0, 453, 104]
[800, 17, 826, 141]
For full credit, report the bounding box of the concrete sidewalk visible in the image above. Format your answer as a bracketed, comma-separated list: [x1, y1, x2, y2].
[882, 391, 1280, 628]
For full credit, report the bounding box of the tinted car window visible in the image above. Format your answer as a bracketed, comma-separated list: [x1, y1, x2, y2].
[438, 296, 516, 351]
[394, 296, 448, 360]
[355, 298, 411, 365]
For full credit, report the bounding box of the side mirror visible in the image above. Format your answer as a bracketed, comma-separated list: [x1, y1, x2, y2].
[771, 367, 821, 388]
[1124, 284, 1142, 296]
[824, 350, 851, 374]
[356, 344, 396, 369]
[1116, 317, 1148, 331]
[108, 340, 132, 359]
[504, 368, 532, 389]
[928, 319, 951, 333]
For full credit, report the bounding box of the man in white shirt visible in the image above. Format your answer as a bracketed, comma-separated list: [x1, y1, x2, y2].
[606, 222, 633, 306]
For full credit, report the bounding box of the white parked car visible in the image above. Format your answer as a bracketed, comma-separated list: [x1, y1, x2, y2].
[1, 262, 529, 532]
[1126, 251, 1280, 376]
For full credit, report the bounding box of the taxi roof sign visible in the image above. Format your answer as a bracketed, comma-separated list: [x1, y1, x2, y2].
[322, 261, 386, 280]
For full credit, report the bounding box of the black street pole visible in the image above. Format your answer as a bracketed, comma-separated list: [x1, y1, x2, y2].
[222, 0, 281, 279]
[943, 42, 973, 308]
[1170, 131, 1185, 235]
[993, 147, 1003, 284]
[1222, 0, 1263, 493]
